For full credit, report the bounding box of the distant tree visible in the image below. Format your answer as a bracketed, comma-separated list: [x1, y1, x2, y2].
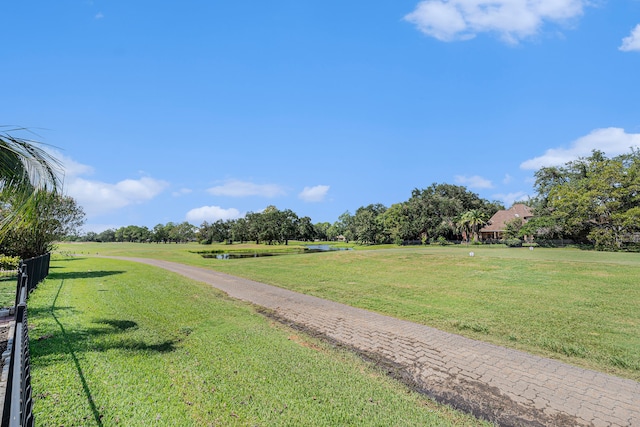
[538, 150, 640, 250]
[353, 203, 387, 244]
[313, 222, 330, 241]
[230, 218, 249, 243]
[152, 223, 169, 243]
[257, 207, 280, 245]
[114, 225, 150, 242]
[457, 209, 488, 243]
[82, 231, 98, 242]
[298, 217, 316, 241]
[198, 220, 231, 244]
[334, 211, 355, 242]
[407, 183, 501, 242]
[381, 203, 413, 245]
[97, 228, 116, 242]
[246, 212, 264, 244]
[503, 217, 523, 239]
[0, 190, 85, 258]
[326, 223, 341, 241]
[467, 210, 489, 242]
[279, 209, 299, 245]
[518, 216, 563, 241]
[174, 222, 196, 243]
[525, 149, 640, 249]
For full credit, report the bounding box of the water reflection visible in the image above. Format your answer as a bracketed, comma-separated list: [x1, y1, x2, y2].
[201, 244, 352, 260]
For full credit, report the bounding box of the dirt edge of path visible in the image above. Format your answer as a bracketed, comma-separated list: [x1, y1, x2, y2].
[256, 307, 585, 427]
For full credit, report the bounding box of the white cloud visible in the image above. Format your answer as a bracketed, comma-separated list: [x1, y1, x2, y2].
[66, 176, 169, 216]
[503, 174, 512, 184]
[404, 0, 585, 43]
[42, 148, 92, 181]
[59, 154, 94, 178]
[620, 24, 640, 52]
[520, 127, 640, 170]
[454, 175, 493, 189]
[492, 191, 529, 207]
[207, 179, 286, 198]
[299, 185, 330, 202]
[57, 154, 169, 217]
[95, 12, 104, 19]
[185, 206, 241, 224]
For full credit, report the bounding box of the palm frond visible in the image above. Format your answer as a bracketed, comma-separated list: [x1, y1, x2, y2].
[0, 126, 63, 233]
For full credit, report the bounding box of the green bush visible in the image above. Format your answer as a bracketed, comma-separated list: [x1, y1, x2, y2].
[504, 238, 522, 248]
[0, 255, 20, 271]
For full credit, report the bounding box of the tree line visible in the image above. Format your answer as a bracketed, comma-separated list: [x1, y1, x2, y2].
[80, 149, 640, 251]
[73, 183, 505, 246]
[3, 124, 639, 256]
[518, 149, 640, 250]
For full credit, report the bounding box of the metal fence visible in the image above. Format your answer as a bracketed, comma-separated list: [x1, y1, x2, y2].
[2, 253, 50, 427]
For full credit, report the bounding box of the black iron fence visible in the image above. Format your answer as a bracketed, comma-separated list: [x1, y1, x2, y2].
[2, 253, 50, 427]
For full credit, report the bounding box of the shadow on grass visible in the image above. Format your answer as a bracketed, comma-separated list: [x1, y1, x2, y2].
[31, 279, 179, 426]
[50, 256, 88, 263]
[48, 270, 125, 280]
[94, 318, 138, 331]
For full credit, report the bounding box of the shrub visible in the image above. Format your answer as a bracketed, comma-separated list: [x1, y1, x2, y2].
[504, 238, 522, 248]
[0, 255, 20, 271]
[436, 236, 448, 246]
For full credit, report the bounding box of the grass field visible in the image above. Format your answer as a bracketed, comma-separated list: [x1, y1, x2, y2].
[28, 254, 489, 426]
[57, 241, 640, 381]
[0, 276, 16, 307]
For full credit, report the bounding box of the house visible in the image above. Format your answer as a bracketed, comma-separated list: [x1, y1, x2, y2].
[479, 204, 534, 241]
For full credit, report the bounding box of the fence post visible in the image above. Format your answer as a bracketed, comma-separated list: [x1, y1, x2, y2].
[13, 264, 26, 310]
[2, 254, 49, 427]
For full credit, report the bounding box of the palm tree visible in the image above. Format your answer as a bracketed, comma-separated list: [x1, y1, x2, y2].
[457, 209, 488, 243]
[0, 126, 61, 230]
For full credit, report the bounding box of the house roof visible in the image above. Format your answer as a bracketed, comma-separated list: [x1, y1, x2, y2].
[480, 204, 534, 233]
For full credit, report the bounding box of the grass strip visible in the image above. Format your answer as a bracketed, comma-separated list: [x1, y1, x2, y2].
[57, 242, 640, 381]
[28, 256, 488, 426]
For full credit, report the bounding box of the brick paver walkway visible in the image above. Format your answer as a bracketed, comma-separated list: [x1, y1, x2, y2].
[113, 257, 640, 427]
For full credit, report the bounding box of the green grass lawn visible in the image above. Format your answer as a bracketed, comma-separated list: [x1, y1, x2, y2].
[57, 242, 640, 381]
[29, 256, 488, 426]
[0, 276, 17, 308]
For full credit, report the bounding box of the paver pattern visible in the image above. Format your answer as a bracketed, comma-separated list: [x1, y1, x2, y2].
[113, 257, 640, 427]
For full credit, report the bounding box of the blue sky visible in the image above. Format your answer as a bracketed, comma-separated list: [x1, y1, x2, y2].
[2, 1, 640, 233]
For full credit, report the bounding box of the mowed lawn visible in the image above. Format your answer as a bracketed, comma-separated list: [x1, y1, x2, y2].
[59, 242, 640, 381]
[29, 256, 487, 426]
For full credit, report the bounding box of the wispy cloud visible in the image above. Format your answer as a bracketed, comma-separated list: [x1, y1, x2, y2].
[206, 179, 286, 198]
[298, 185, 330, 202]
[55, 151, 94, 179]
[620, 24, 640, 52]
[404, 0, 585, 44]
[520, 127, 640, 170]
[172, 188, 193, 197]
[185, 206, 241, 224]
[95, 12, 104, 19]
[492, 191, 529, 207]
[454, 175, 493, 189]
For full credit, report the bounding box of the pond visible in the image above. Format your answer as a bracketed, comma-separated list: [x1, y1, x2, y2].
[201, 244, 352, 260]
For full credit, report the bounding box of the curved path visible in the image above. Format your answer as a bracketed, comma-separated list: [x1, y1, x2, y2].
[111, 257, 639, 427]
